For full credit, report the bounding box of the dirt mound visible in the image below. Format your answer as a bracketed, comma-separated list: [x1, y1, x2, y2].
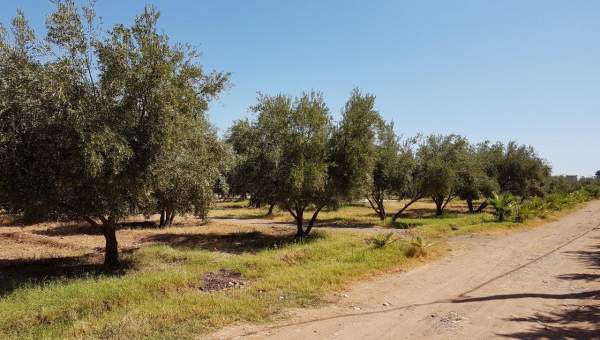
[201, 269, 245, 292]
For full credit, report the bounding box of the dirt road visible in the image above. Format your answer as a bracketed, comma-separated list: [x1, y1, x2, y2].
[210, 201, 600, 339]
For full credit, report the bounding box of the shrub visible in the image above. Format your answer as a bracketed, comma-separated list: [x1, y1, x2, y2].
[583, 184, 600, 199]
[513, 201, 533, 223]
[405, 236, 433, 258]
[488, 193, 515, 222]
[370, 232, 396, 249]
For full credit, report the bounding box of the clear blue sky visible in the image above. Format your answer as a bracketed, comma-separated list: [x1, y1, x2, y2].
[2, 1, 599, 176]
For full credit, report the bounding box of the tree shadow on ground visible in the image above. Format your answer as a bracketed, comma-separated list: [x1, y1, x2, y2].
[496, 235, 600, 339]
[389, 221, 425, 230]
[497, 304, 600, 339]
[0, 254, 130, 296]
[141, 230, 322, 254]
[309, 218, 379, 229]
[210, 213, 273, 220]
[33, 221, 163, 237]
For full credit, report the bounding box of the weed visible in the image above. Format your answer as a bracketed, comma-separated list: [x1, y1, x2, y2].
[406, 236, 433, 258]
[370, 232, 397, 248]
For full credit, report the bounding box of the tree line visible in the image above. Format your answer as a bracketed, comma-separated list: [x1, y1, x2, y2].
[225, 91, 553, 235]
[0, 2, 596, 266]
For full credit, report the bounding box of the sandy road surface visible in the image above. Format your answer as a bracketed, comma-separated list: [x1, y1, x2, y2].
[209, 201, 600, 339]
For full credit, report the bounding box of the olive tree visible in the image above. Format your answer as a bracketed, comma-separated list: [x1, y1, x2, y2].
[367, 123, 417, 220]
[416, 135, 469, 216]
[247, 92, 332, 236]
[148, 119, 230, 227]
[477, 141, 550, 199]
[226, 119, 280, 214]
[328, 89, 381, 202]
[0, 3, 228, 265]
[455, 145, 498, 212]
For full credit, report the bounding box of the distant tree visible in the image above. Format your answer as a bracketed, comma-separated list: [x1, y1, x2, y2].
[477, 141, 550, 200]
[0, 3, 228, 265]
[544, 176, 580, 195]
[367, 123, 417, 220]
[455, 145, 498, 213]
[388, 140, 426, 222]
[367, 122, 399, 220]
[596, 170, 600, 181]
[242, 90, 380, 236]
[329, 89, 382, 203]
[417, 135, 469, 216]
[148, 119, 230, 227]
[226, 117, 281, 215]
[249, 92, 332, 236]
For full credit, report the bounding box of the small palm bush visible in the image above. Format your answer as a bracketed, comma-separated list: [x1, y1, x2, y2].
[488, 193, 515, 222]
[583, 184, 600, 199]
[406, 236, 433, 258]
[370, 232, 396, 249]
[513, 201, 533, 223]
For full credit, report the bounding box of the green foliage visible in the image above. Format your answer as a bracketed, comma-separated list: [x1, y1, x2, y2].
[488, 193, 515, 222]
[583, 184, 600, 199]
[367, 122, 416, 220]
[225, 118, 279, 209]
[406, 235, 433, 258]
[241, 91, 332, 236]
[329, 89, 382, 201]
[455, 145, 498, 212]
[511, 187, 594, 223]
[370, 232, 396, 248]
[0, 231, 411, 339]
[0, 3, 228, 264]
[417, 134, 469, 215]
[477, 141, 550, 198]
[544, 176, 581, 194]
[232, 89, 388, 235]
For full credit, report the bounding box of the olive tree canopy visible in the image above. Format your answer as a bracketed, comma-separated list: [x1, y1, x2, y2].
[0, 2, 229, 265]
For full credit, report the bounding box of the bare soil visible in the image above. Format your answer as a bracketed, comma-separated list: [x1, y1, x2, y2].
[209, 201, 600, 339]
[201, 269, 246, 292]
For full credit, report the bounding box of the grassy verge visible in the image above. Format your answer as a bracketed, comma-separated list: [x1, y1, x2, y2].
[0, 231, 435, 339]
[1, 191, 596, 339]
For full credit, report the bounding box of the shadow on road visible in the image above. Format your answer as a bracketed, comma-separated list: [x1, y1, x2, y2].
[498, 305, 600, 339]
[498, 234, 600, 339]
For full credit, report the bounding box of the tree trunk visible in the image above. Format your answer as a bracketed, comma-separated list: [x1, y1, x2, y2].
[101, 220, 119, 266]
[266, 203, 275, 216]
[433, 196, 444, 216]
[391, 196, 421, 222]
[165, 208, 172, 227]
[295, 209, 304, 237]
[467, 198, 474, 213]
[379, 197, 386, 220]
[159, 209, 166, 227]
[169, 210, 176, 226]
[367, 195, 386, 221]
[304, 205, 323, 236]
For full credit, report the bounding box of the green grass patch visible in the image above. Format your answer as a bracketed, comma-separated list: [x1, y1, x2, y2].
[0, 231, 427, 339]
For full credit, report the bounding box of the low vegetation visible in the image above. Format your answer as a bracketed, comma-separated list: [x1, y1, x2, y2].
[0, 230, 431, 339]
[1, 186, 597, 338]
